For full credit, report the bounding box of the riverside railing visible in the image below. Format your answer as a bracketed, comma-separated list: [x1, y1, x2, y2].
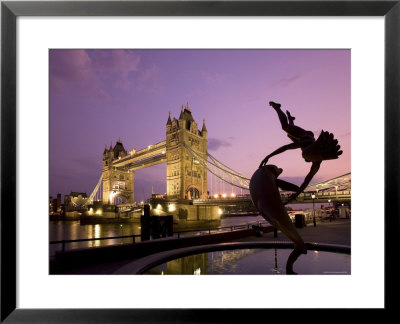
[50, 221, 270, 253]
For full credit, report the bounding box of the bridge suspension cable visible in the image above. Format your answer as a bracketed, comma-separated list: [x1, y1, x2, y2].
[81, 142, 350, 207]
[83, 174, 103, 206]
[184, 141, 351, 194]
[184, 143, 250, 190]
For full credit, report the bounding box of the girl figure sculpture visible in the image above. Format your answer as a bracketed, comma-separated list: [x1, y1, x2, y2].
[259, 101, 343, 204]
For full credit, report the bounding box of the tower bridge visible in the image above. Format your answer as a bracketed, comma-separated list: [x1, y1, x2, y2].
[100, 104, 208, 205]
[83, 104, 351, 214]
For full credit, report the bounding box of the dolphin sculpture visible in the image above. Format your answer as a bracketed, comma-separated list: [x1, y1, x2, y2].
[249, 164, 307, 253]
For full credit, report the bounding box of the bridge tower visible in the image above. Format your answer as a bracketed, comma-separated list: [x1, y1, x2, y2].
[102, 140, 134, 204]
[166, 104, 208, 200]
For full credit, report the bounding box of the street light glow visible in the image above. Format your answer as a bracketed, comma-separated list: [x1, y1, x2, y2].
[312, 193, 316, 227]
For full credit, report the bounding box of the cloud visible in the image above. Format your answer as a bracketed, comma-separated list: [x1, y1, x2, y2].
[135, 64, 159, 92]
[50, 49, 155, 99]
[271, 74, 304, 89]
[89, 50, 141, 91]
[50, 49, 98, 93]
[208, 137, 233, 151]
[89, 50, 141, 77]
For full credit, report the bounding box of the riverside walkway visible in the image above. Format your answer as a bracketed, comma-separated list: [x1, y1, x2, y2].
[234, 219, 351, 246]
[51, 219, 350, 274]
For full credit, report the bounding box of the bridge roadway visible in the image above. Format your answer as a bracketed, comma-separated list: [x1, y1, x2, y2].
[104, 139, 350, 192]
[104, 139, 350, 204]
[193, 190, 351, 206]
[112, 140, 167, 171]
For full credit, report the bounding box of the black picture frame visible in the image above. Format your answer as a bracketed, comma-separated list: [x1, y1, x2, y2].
[1, 0, 399, 322]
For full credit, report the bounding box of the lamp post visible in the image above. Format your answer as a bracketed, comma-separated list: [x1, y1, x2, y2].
[312, 193, 316, 227]
[328, 199, 332, 222]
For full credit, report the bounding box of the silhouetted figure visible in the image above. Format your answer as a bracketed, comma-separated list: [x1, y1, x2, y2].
[260, 101, 343, 204]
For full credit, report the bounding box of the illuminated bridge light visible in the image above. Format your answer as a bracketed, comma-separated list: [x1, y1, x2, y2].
[222, 193, 227, 198]
[168, 203, 176, 212]
[213, 194, 218, 199]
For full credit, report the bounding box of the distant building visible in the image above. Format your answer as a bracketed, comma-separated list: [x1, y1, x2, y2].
[64, 192, 88, 211]
[152, 193, 165, 199]
[49, 193, 62, 214]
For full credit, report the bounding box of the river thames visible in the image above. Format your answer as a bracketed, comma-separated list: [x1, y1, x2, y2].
[49, 215, 268, 256]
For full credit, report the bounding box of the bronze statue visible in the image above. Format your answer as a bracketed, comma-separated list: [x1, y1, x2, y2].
[259, 101, 343, 204]
[250, 101, 343, 273]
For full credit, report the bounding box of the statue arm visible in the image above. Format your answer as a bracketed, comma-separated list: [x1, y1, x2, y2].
[284, 161, 321, 205]
[259, 142, 302, 168]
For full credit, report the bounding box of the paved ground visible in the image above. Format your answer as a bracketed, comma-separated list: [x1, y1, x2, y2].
[235, 218, 351, 246]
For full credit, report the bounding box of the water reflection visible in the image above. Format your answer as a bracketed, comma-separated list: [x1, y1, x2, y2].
[272, 248, 281, 274]
[49, 221, 141, 256]
[144, 248, 350, 275]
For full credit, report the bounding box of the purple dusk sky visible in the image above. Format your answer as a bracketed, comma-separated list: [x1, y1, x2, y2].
[50, 49, 350, 202]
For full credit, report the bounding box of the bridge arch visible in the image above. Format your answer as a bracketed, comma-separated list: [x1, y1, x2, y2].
[112, 193, 129, 205]
[186, 186, 200, 200]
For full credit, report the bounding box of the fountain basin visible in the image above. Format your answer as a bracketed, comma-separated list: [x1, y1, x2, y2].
[113, 242, 350, 275]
